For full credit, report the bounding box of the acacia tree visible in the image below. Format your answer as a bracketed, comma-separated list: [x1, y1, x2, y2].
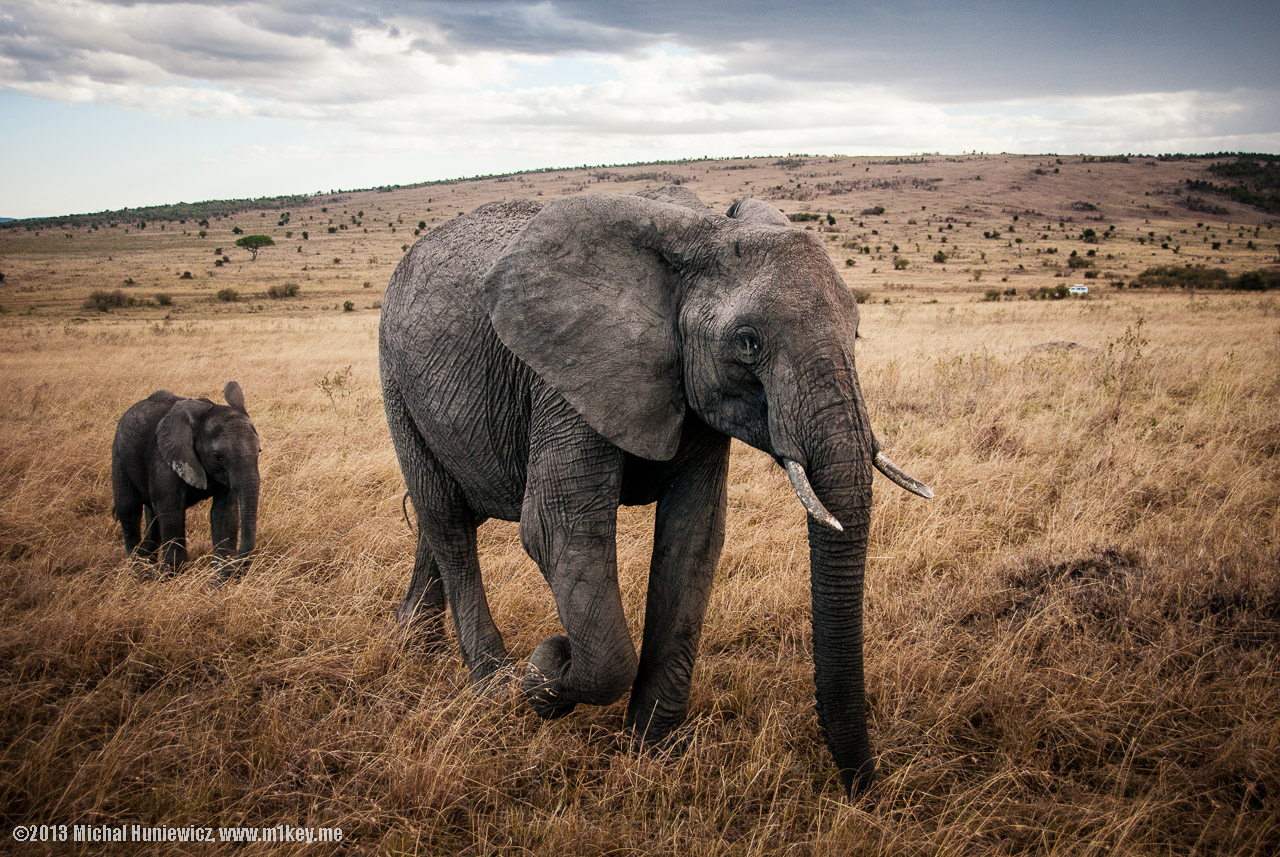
[235, 234, 275, 261]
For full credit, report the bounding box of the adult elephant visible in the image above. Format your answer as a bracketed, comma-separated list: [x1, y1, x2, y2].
[111, 381, 261, 576]
[379, 186, 931, 795]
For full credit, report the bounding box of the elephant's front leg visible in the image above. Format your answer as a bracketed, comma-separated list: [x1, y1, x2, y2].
[627, 424, 730, 743]
[155, 506, 189, 573]
[210, 491, 240, 574]
[520, 400, 635, 718]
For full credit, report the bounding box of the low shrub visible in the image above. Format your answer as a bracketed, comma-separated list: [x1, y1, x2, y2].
[1029, 284, 1070, 300]
[1125, 265, 1280, 290]
[83, 289, 132, 311]
[267, 283, 300, 299]
[216, 288, 240, 302]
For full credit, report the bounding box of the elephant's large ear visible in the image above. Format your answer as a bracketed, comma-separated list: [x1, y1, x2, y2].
[156, 399, 212, 489]
[635, 185, 714, 213]
[223, 381, 247, 414]
[726, 198, 792, 227]
[485, 195, 707, 461]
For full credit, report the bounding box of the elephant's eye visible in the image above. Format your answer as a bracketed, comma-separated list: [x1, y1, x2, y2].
[213, 451, 225, 462]
[734, 328, 761, 364]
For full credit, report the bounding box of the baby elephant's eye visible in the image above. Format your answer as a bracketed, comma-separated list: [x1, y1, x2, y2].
[213, 451, 225, 462]
[734, 328, 761, 363]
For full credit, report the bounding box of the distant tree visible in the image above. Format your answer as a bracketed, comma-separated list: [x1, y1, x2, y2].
[235, 234, 275, 261]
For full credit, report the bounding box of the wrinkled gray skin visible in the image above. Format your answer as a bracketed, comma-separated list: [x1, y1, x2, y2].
[111, 382, 261, 576]
[380, 186, 926, 795]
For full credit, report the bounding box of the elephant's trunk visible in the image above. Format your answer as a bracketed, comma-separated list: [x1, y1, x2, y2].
[805, 441, 875, 795]
[235, 474, 259, 561]
[775, 355, 877, 795]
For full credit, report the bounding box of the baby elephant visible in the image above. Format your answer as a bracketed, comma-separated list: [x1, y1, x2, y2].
[111, 381, 261, 575]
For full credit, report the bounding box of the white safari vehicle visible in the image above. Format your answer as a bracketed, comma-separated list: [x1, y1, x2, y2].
[1069, 284, 1089, 295]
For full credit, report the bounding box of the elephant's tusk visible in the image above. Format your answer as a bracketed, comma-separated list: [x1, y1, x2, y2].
[783, 459, 844, 532]
[873, 450, 934, 499]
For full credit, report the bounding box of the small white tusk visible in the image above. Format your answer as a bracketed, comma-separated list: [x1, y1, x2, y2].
[873, 450, 934, 499]
[783, 459, 843, 531]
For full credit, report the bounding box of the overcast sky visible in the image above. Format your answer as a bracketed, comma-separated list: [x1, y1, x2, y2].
[2, 0, 1278, 218]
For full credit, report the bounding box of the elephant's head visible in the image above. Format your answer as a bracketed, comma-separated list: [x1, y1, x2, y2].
[486, 188, 930, 794]
[157, 381, 261, 562]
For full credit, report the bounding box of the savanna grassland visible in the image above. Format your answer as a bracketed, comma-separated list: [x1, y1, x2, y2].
[1, 154, 1278, 855]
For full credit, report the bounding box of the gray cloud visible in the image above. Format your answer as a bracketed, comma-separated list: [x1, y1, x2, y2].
[3, 0, 1278, 218]
[387, 1, 1280, 99]
[4, 1, 1278, 101]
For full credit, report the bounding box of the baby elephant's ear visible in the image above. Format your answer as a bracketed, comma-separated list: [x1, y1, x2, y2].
[156, 399, 212, 489]
[485, 195, 707, 461]
[223, 381, 247, 414]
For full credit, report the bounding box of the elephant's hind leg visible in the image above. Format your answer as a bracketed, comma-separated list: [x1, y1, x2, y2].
[394, 533, 448, 646]
[112, 467, 145, 559]
[519, 394, 636, 718]
[115, 499, 144, 558]
[385, 381, 508, 679]
[138, 505, 160, 561]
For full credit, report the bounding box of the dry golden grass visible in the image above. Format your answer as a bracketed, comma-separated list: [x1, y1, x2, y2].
[1, 156, 1278, 854]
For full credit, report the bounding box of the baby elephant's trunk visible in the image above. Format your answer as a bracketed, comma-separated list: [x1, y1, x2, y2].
[234, 475, 260, 568]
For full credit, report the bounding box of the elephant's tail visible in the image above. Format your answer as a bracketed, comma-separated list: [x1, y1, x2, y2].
[401, 491, 415, 533]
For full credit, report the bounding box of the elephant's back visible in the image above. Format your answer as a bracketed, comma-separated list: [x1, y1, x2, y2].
[382, 199, 544, 322]
[379, 197, 544, 384]
[379, 199, 544, 520]
[113, 391, 179, 451]
[112, 391, 182, 494]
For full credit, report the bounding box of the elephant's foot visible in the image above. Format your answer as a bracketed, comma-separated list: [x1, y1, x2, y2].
[390, 604, 450, 653]
[629, 723, 695, 760]
[522, 635, 578, 719]
[134, 558, 179, 581]
[625, 699, 689, 748]
[473, 661, 520, 701]
[212, 555, 250, 582]
[124, 551, 155, 576]
[130, 545, 159, 564]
